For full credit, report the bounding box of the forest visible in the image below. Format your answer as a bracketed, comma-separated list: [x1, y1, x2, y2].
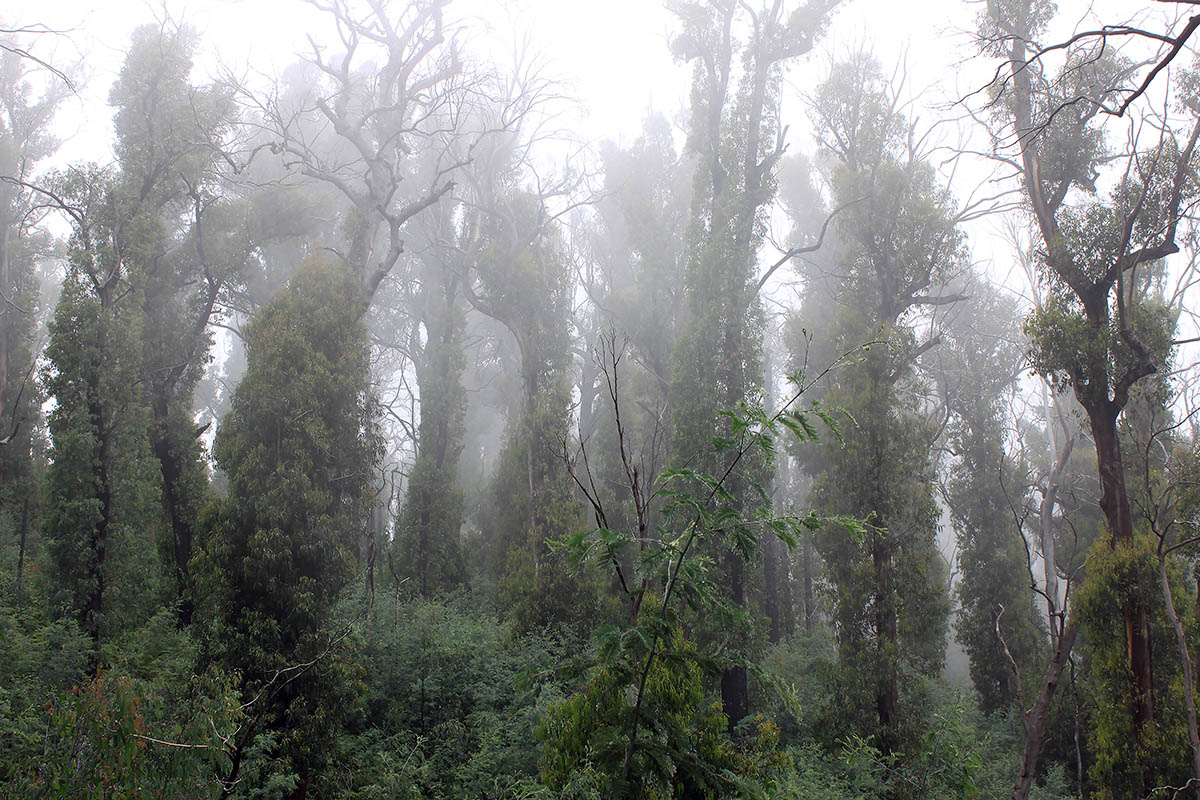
[4, 0, 1200, 798]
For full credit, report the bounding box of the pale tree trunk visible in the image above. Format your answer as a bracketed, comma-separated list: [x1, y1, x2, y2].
[1038, 384, 1069, 647]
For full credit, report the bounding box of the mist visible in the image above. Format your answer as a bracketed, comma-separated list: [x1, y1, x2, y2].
[2, 2, 1199, 798]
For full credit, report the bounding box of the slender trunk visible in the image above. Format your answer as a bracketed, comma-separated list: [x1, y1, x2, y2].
[0, 223, 10, 405]
[779, 549, 794, 639]
[579, 332, 599, 443]
[365, 519, 376, 636]
[721, 551, 750, 731]
[418, 501, 430, 595]
[527, 422, 540, 575]
[873, 532, 900, 753]
[149, 404, 194, 625]
[288, 766, 309, 800]
[1040, 386, 1066, 648]
[1159, 554, 1200, 799]
[521, 361, 544, 574]
[763, 530, 782, 643]
[802, 534, 814, 634]
[1040, 481, 1060, 646]
[1012, 621, 1079, 800]
[84, 395, 112, 649]
[15, 493, 29, 601]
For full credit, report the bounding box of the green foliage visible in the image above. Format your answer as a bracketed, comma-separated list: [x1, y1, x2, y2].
[808, 340, 951, 748]
[539, 626, 789, 800]
[38, 21, 242, 640]
[460, 183, 600, 630]
[196, 255, 381, 784]
[42, 272, 168, 643]
[544, 378, 841, 798]
[951, 417, 1044, 715]
[767, 642, 1038, 800]
[392, 282, 468, 596]
[1025, 268, 1176, 402]
[1074, 532, 1194, 799]
[4, 670, 239, 800]
[118, 24, 242, 622]
[0, 603, 241, 800]
[667, 0, 841, 730]
[339, 597, 568, 800]
[0, 46, 61, 563]
[794, 51, 960, 759]
[0, 609, 94, 782]
[942, 291, 1045, 715]
[489, 379, 605, 633]
[20, 8, 1200, 800]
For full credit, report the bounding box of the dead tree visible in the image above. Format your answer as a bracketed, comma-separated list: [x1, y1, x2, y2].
[239, 0, 501, 312]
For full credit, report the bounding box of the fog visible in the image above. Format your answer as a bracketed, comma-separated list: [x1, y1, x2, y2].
[3, 2, 1200, 798]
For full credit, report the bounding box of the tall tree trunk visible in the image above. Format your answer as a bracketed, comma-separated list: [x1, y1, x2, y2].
[1071, 659, 1083, 799]
[722, 551, 750, 731]
[15, 494, 29, 602]
[801, 534, 814, 634]
[150, 406, 194, 626]
[1039, 386, 1071, 648]
[1088, 403, 1155, 735]
[288, 766, 309, 800]
[0, 223, 10, 406]
[80, 328, 115, 652]
[763, 526, 783, 644]
[1013, 622, 1079, 800]
[85, 414, 112, 649]
[874, 533, 899, 752]
[1002, 14, 1159, 790]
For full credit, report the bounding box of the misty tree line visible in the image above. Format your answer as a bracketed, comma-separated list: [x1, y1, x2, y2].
[3, 0, 1200, 798]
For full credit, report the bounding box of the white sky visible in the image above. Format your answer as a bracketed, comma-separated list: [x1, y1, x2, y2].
[11, 0, 1200, 445]
[8, 0, 1195, 323]
[10, 0, 979, 166]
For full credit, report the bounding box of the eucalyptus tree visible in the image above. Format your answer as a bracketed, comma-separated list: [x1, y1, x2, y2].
[40, 23, 240, 639]
[0, 40, 68, 601]
[245, 0, 485, 312]
[936, 287, 1045, 715]
[389, 201, 471, 598]
[981, 2, 1200, 794]
[572, 114, 692, 579]
[667, 0, 839, 728]
[794, 52, 964, 757]
[117, 34, 252, 624]
[1128, 380, 1200, 795]
[190, 3, 511, 787]
[456, 143, 597, 629]
[234, 1, 552, 614]
[197, 256, 381, 798]
[386, 55, 566, 599]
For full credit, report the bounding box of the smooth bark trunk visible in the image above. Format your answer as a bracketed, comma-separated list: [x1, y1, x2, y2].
[1012, 622, 1079, 800]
